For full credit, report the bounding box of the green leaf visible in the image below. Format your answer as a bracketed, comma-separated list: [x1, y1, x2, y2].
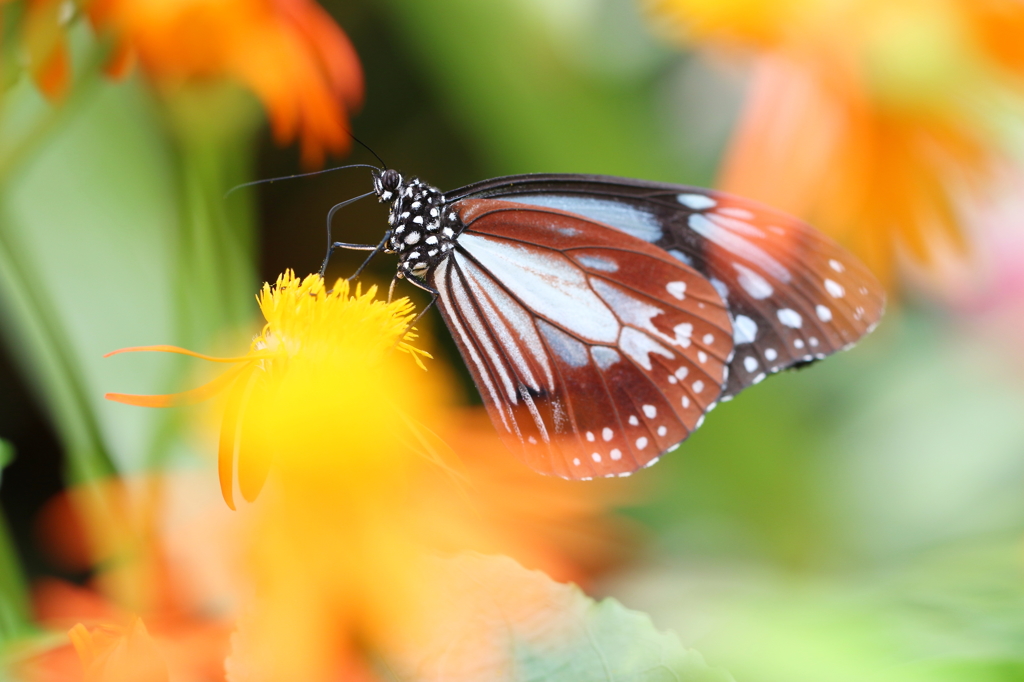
[382, 553, 735, 682]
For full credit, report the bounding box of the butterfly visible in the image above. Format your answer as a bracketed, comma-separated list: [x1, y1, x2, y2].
[328, 169, 885, 480]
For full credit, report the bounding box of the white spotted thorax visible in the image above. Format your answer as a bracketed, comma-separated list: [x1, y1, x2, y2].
[373, 168, 461, 280]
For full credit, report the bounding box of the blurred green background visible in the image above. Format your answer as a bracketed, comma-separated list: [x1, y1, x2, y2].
[1, 0, 1023, 679]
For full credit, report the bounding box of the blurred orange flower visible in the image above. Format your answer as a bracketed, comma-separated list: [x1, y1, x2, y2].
[11, 480, 237, 682]
[68, 618, 168, 682]
[10, 0, 362, 166]
[650, 0, 1023, 286]
[88, 0, 363, 166]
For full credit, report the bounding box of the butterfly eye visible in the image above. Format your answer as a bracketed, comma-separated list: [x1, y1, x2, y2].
[380, 169, 402, 192]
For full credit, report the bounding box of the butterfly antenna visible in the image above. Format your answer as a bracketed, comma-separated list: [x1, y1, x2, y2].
[224, 163, 381, 198]
[347, 131, 388, 171]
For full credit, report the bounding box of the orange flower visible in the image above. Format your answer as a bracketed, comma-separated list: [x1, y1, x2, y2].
[12, 477, 239, 682]
[68, 618, 168, 682]
[82, 0, 363, 166]
[650, 0, 1022, 286]
[10, 0, 363, 164]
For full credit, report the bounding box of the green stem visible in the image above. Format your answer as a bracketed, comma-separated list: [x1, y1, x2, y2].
[0, 514, 31, 642]
[0, 441, 31, 642]
[166, 87, 259, 350]
[0, 206, 116, 482]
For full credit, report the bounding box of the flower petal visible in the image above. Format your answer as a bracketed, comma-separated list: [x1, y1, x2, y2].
[103, 345, 270, 363]
[105, 362, 252, 408]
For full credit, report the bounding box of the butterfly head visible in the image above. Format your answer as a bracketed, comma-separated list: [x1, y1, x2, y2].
[372, 168, 403, 202]
[372, 170, 461, 280]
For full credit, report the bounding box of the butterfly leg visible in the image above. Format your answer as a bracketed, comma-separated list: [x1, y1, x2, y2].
[319, 190, 378, 276]
[345, 231, 393, 282]
[399, 294, 438, 342]
[390, 273, 439, 338]
[319, 232, 390, 278]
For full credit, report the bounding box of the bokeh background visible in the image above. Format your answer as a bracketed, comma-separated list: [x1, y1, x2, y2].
[1, 0, 1024, 680]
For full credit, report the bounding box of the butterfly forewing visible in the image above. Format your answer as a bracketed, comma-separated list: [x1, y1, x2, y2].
[431, 199, 733, 479]
[450, 175, 885, 399]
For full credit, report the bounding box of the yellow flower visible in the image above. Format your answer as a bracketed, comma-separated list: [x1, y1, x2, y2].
[102, 270, 625, 682]
[105, 271, 431, 509]
[650, 0, 1020, 286]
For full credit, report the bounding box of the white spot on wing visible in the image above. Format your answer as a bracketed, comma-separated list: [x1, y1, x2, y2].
[602, 427, 613, 442]
[710, 278, 729, 300]
[668, 249, 693, 266]
[657, 426, 667, 436]
[825, 279, 845, 298]
[733, 263, 773, 300]
[677, 193, 717, 209]
[717, 206, 755, 220]
[610, 449, 622, 460]
[642, 404, 657, 418]
[673, 323, 693, 348]
[636, 437, 648, 450]
[586, 431, 595, 442]
[592, 453, 602, 462]
[765, 348, 778, 361]
[733, 315, 757, 344]
[744, 356, 758, 373]
[692, 380, 704, 394]
[777, 309, 803, 328]
[628, 415, 639, 426]
[666, 281, 687, 300]
[816, 305, 832, 322]
[829, 259, 845, 272]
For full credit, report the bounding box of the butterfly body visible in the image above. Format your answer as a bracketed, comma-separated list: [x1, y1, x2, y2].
[363, 169, 884, 480]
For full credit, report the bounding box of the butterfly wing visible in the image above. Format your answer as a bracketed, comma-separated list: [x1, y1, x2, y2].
[449, 174, 885, 399]
[431, 199, 734, 479]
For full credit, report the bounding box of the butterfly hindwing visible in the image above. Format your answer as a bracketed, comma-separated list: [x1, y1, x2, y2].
[431, 199, 734, 479]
